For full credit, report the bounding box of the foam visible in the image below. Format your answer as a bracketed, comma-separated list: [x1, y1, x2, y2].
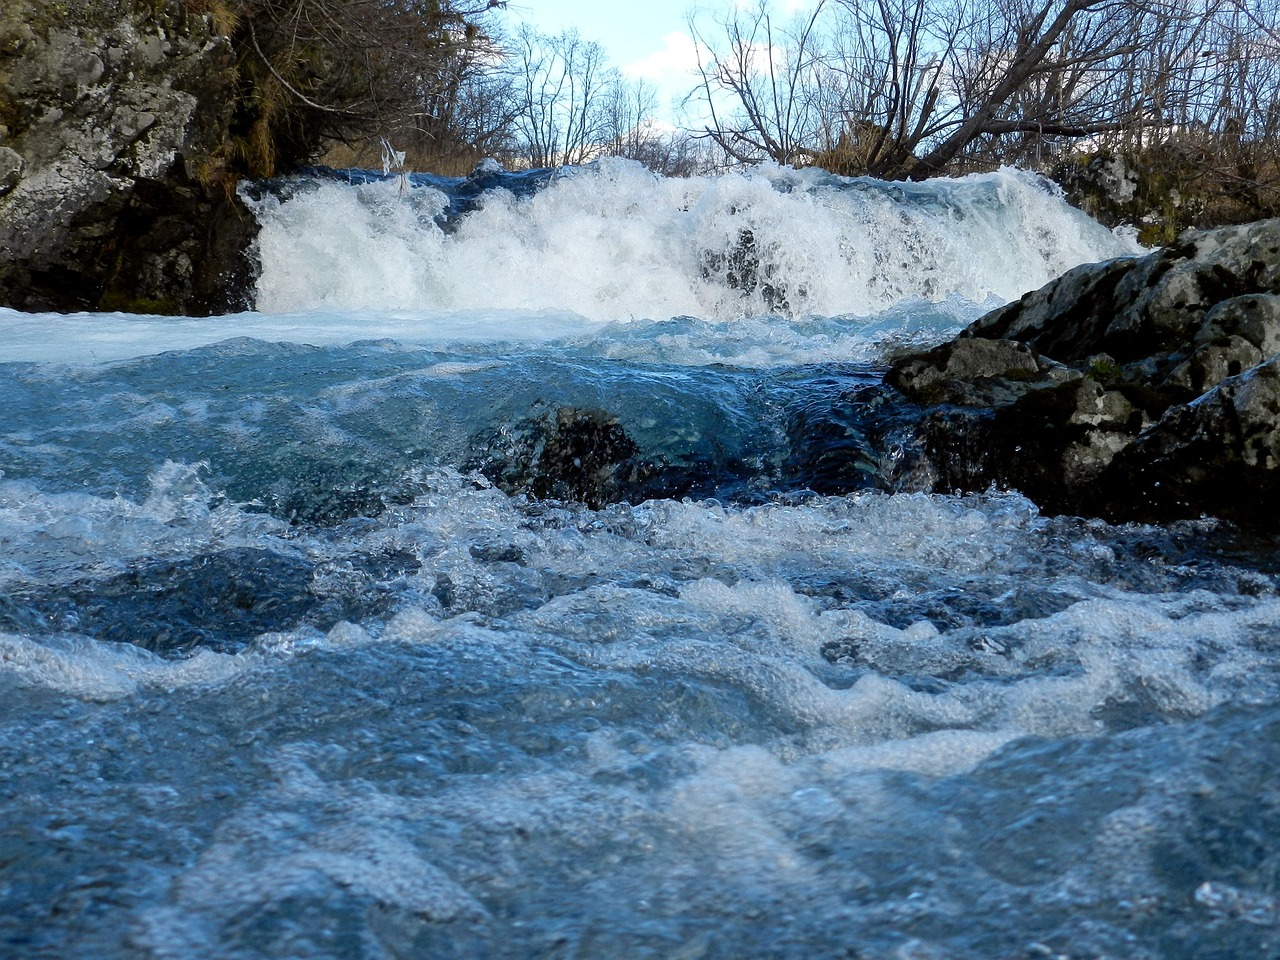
[0, 632, 247, 700]
[0, 463, 290, 587]
[0, 306, 598, 364]
[250, 161, 1138, 321]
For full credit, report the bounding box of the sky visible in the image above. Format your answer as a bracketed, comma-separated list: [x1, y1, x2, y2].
[504, 0, 743, 126]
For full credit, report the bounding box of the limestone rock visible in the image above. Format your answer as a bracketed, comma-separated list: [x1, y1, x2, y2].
[0, 145, 21, 194]
[970, 219, 1280, 371]
[1104, 357, 1280, 525]
[0, 0, 256, 314]
[1197, 294, 1280, 356]
[887, 338, 1051, 407]
[885, 218, 1280, 528]
[1161, 334, 1263, 397]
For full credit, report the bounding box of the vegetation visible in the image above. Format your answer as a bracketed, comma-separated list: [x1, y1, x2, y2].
[186, 0, 508, 180]
[688, 0, 1280, 226]
[690, 1, 1280, 173]
[197, 0, 1280, 227]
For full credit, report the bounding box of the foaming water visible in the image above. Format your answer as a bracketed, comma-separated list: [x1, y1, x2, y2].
[0, 306, 598, 364]
[5, 454, 1280, 958]
[249, 160, 1136, 319]
[5, 167, 1279, 960]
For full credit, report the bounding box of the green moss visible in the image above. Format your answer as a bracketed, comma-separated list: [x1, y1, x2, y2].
[1087, 354, 1122, 382]
[98, 289, 180, 315]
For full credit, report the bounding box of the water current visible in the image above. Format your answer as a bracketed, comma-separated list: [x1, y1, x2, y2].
[3, 160, 1280, 959]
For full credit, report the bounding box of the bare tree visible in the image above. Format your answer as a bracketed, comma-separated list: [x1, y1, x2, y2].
[403, 17, 522, 168]
[602, 76, 660, 159]
[686, 0, 1280, 181]
[223, 0, 507, 176]
[687, 0, 831, 165]
[938, 0, 1221, 169]
[815, 0, 974, 176]
[510, 25, 615, 166]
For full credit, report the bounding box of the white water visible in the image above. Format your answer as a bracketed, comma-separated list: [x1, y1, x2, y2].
[249, 160, 1136, 319]
[4, 163, 1278, 960]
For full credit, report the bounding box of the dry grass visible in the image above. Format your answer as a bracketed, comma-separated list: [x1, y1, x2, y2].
[318, 140, 494, 177]
[1057, 134, 1280, 244]
[186, 0, 240, 36]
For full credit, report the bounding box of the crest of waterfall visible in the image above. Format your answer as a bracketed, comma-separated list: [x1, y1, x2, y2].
[247, 159, 1137, 319]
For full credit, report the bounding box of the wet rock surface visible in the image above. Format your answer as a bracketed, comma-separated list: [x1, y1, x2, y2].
[470, 406, 697, 510]
[0, 0, 256, 314]
[0, 549, 318, 655]
[885, 218, 1280, 527]
[0, 545, 421, 657]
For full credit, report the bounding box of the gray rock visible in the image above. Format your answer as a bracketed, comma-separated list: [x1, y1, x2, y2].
[1104, 356, 1280, 524]
[885, 217, 1280, 528]
[888, 338, 1048, 407]
[970, 219, 1280, 370]
[1161, 334, 1263, 396]
[1197, 294, 1280, 357]
[0, 0, 255, 314]
[0, 145, 21, 194]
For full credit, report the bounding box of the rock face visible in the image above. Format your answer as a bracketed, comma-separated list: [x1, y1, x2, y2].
[887, 219, 1280, 528]
[0, 0, 256, 314]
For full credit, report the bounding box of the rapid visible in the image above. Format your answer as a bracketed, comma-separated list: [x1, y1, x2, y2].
[2, 159, 1278, 960]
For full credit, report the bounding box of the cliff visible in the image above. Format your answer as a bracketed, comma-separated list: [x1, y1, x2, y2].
[0, 0, 256, 315]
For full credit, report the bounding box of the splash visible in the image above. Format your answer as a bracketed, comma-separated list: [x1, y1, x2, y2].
[248, 159, 1137, 320]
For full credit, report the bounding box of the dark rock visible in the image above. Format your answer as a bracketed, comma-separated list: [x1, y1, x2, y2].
[885, 218, 1280, 528]
[1161, 334, 1262, 397]
[5, 548, 318, 656]
[0, 0, 258, 314]
[780, 384, 900, 494]
[700, 227, 793, 314]
[271, 476, 396, 527]
[472, 406, 651, 509]
[1105, 357, 1280, 525]
[1, 545, 420, 656]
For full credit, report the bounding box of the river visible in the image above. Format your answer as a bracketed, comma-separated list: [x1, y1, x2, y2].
[2, 159, 1278, 959]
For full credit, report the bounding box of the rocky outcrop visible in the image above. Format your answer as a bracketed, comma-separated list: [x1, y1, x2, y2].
[1054, 147, 1280, 247]
[887, 219, 1280, 528]
[0, 0, 256, 314]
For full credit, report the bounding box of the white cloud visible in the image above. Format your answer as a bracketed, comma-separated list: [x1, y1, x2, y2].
[621, 30, 701, 84]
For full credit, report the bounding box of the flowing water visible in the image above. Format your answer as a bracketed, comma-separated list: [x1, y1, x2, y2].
[3, 160, 1280, 960]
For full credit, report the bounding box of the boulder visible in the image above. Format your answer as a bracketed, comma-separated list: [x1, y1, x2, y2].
[471, 406, 652, 509]
[886, 219, 1280, 528]
[0, 0, 257, 314]
[970, 219, 1280, 370]
[1104, 356, 1280, 525]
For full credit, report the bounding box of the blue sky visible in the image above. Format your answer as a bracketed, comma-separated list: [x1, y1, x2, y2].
[505, 0, 711, 124]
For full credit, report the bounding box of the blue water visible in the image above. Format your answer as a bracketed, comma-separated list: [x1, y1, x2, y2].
[1, 162, 1277, 960]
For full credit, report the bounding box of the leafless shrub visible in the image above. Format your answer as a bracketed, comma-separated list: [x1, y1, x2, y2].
[215, 0, 506, 177]
[687, 0, 1280, 196]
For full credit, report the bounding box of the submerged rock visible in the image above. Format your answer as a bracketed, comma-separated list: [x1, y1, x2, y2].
[0, 545, 420, 656]
[468, 405, 749, 509]
[3, 548, 318, 655]
[471, 406, 654, 509]
[886, 218, 1280, 528]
